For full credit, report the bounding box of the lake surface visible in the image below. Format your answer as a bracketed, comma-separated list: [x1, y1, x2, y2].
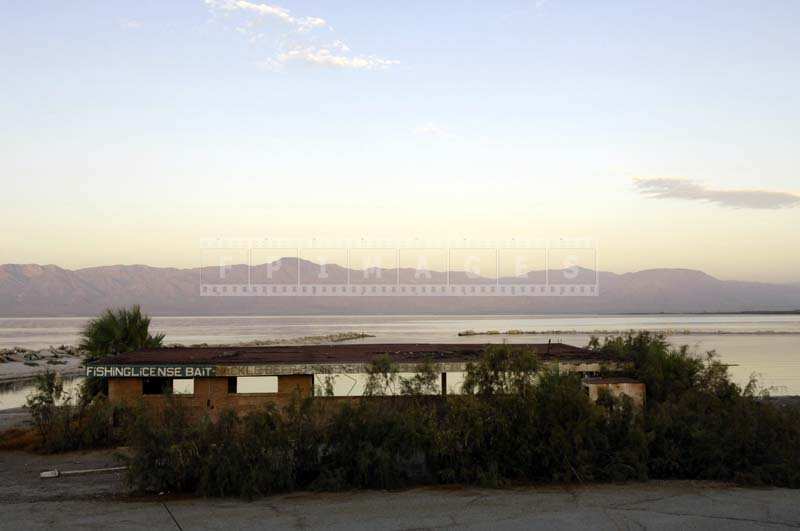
[1, 314, 798, 409]
[0, 376, 84, 410]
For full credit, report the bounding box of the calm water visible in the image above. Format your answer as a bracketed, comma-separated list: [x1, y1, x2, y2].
[0, 376, 84, 410]
[1, 315, 799, 409]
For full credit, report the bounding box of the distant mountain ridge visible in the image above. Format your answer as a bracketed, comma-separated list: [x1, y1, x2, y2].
[1, 260, 799, 317]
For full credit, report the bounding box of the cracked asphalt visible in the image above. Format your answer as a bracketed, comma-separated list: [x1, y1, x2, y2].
[2, 450, 799, 530]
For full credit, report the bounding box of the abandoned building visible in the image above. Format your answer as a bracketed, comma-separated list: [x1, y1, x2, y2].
[86, 343, 645, 416]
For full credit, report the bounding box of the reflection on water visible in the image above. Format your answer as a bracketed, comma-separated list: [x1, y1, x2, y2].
[0, 376, 85, 410]
[1, 314, 798, 399]
[3, 314, 800, 350]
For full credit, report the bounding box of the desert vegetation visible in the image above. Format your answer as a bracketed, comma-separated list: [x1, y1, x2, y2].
[590, 333, 800, 485]
[78, 305, 165, 402]
[4, 332, 798, 495]
[120, 333, 799, 496]
[0, 370, 127, 453]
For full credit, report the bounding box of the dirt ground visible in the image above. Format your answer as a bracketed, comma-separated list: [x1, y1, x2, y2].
[0, 448, 127, 503]
[1, 448, 799, 530]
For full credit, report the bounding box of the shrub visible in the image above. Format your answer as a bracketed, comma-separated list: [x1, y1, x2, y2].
[430, 368, 647, 486]
[363, 354, 400, 396]
[125, 395, 309, 497]
[26, 371, 68, 446]
[462, 343, 539, 396]
[78, 396, 128, 449]
[197, 407, 297, 498]
[314, 398, 436, 490]
[591, 331, 800, 487]
[123, 398, 204, 493]
[121, 338, 799, 497]
[24, 370, 125, 453]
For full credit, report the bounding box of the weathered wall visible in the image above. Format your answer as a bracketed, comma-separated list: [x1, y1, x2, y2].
[583, 381, 646, 409]
[108, 374, 314, 420]
[278, 374, 314, 395]
[108, 375, 646, 418]
[108, 378, 142, 402]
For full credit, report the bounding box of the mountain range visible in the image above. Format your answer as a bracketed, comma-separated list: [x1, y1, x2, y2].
[1, 260, 799, 317]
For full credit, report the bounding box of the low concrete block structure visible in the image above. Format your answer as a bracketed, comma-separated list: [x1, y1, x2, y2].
[582, 377, 646, 409]
[87, 343, 645, 417]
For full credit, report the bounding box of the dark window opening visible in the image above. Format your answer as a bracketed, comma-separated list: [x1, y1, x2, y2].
[142, 377, 173, 395]
[227, 377, 237, 394]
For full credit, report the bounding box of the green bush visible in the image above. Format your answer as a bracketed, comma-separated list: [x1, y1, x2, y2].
[430, 369, 647, 486]
[125, 395, 308, 497]
[201, 406, 297, 498]
[591, 331, 800, 487]
[124, 346, 648, 496]
[314, 398, 436, 490]
[121, 338, 799, 497]
[25, 370, 126, 453]
[123, 398, 204, 493]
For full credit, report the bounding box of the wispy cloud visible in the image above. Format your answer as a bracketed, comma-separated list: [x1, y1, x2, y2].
[279, 46, 399, 70]
[207, 0, 327, 31]
[634, 178, 800, 210]
[205, 0, 397, 71]
[120, 19, 142, 30]
[413, 123, 450, 139]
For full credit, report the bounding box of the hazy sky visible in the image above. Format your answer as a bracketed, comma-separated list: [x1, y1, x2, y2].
[2, 1, 799, 282]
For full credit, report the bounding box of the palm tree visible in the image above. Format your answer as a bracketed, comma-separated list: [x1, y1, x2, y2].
[79, 305, 164, 401]
[80, 305, 164, 361]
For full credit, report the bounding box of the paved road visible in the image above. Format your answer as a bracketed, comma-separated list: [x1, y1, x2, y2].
[2, 449, 799, 530]
[3, 481, 800, 530]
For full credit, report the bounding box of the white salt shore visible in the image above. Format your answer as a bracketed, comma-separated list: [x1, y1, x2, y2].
[0, 347, 84, 383]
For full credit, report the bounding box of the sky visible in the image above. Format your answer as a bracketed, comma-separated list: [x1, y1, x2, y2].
[2, 0, 799, 282]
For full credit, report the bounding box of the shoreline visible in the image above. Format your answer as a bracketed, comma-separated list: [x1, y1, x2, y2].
[0, 368, 84, 386]
[0, 346, 85, 385]
[458, 328, 800, 337]
[0, 332, 374, 385]
[2, 310, 800, 318]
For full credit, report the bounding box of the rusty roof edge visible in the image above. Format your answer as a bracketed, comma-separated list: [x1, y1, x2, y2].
[87, 342, 604, 367]
[87, 360, 625, 376]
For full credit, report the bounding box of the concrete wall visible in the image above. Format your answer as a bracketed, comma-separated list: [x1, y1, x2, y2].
[107, 374, 646, 418]
[108, 374, 314, 420]
[583, 381, 645, 409]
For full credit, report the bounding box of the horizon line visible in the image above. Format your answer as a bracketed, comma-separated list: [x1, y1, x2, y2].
[3, 260, 799, 285]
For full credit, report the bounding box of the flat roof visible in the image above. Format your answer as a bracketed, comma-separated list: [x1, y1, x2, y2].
[92, 342, 605, 366]
[583, 377, 642, 385]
